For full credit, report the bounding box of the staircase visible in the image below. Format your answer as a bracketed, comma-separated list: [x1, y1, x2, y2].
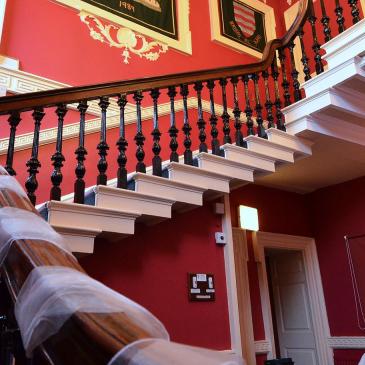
[1, 0, 365, 363]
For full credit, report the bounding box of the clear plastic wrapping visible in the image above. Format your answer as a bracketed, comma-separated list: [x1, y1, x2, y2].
[15, 266, 169, 357]
[0, 166, 28, 199]
[108, 338, 245, 365]
[0, 207, 72, 265]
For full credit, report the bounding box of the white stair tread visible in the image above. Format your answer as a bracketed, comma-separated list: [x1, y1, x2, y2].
[244, 135, 295, 163]
[196, 152, 255, 182]
[166, 161, 231, 193]
[47, 200, 140, 235]
[133, 172, 205, 206]
[94, 185, 174, 219]
[265, 128, 313, 156]
[221, 144, 276, 173]
[283, 87, 365, 128]
[53, 225, 101, 254]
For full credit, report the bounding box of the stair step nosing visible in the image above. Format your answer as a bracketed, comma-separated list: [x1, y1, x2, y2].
[47, 201, 141, 219]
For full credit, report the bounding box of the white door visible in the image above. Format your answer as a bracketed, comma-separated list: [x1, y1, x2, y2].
[269, 250, 319, 365]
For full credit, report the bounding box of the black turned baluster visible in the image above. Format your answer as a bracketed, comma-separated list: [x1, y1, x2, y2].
[288, 41, 302, 102]
[278, 49, 292, 107]
[349, 0, 360, 24]
[299, 27, 312, 81]
[262, 70, 275, 130]
[180, 84, 193, 166]
[133, 91, 146, 173]
[308, 0, 325, 75]
[219, 78, 232, 144]
[150, 88, 162, 176]
[167, 86, 179, 163]
[97, 97, 110, 185]
[271, 57, 286, 131]
[25, 108, 45, 205]
[116, 94, 128, 188]
[320, 0, 332, 42]
[231, 76, 244, 147]
[74, 101, 88, 204]
[252, 73, 266, 138]
[243, 75, 255, 136]
[194, 82, 208, 153]
[207, 80, 220, 155]
[335, 0, 346, 33]
[5, 112, 21, 176]
[50, 104, 67, 201]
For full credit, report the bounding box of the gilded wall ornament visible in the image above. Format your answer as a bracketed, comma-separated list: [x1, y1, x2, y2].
[79, 12, 168, 64]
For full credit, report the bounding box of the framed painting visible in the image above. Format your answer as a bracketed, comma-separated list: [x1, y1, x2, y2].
[52, 0, 192, 54]
[209, 0, 276, 58]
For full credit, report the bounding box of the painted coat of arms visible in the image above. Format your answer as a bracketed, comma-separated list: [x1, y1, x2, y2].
[219, 0, 267, 53]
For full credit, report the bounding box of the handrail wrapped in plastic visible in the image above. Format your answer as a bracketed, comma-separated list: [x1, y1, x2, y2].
[108, 338, 244, 365]
[0, 166, 29, 199]
[14, 266, 170, 357]
[0, 207, 72, 265]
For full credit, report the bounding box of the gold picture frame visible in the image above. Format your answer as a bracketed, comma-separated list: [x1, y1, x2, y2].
[209, 0, 276, 59]
[52, 0, 192, 54]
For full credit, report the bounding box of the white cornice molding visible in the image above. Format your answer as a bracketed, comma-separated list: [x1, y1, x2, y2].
[328, 336, 365, 349]
[0, 65, 131, 116]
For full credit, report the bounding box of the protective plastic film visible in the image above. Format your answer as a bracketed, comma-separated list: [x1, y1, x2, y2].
[15, 266, 169, 357]
[0, 166, 29, 199]
[0, 207, 72, 265]
[108, 338, 245, 365]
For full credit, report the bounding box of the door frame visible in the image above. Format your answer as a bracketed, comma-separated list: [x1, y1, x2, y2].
[252, 231, 334, 365]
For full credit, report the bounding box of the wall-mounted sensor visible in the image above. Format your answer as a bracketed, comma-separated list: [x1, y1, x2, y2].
[215, 232, 227, 245]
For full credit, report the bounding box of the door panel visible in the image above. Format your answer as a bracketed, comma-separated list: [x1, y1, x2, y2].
[269, 251, 319, 365]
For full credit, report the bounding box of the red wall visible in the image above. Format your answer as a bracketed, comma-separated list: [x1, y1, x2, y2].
[309, 176, 365, 337]
[79, 202, 231, 350]
[1, 0, 287, 86]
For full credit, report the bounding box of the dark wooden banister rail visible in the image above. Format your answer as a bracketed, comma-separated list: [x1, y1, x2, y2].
[0, 0, 309, 115]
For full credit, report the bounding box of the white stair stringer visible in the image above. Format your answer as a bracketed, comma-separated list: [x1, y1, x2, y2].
[94, 185, 175, 223]
[133, 172, 205, 207]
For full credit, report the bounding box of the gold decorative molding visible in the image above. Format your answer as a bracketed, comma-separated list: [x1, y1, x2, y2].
[80, 12, 168, 64]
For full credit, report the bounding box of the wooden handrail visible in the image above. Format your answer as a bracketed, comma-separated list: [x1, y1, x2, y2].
[0, 0, 309, 115]
[0, 170, 153, 364]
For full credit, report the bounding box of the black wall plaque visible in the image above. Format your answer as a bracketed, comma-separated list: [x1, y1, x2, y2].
[188, 273, 215, 302]
[83, 0, 178, 39]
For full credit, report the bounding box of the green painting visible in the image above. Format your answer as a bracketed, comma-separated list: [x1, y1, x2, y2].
[83, 0, 178, 39]
[219, 0, 267, 53]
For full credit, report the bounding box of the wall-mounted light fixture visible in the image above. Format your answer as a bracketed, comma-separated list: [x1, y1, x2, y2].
[238, 205, 259, 231]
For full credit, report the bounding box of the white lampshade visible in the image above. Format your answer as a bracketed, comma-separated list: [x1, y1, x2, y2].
[239, 205, 259, 231]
